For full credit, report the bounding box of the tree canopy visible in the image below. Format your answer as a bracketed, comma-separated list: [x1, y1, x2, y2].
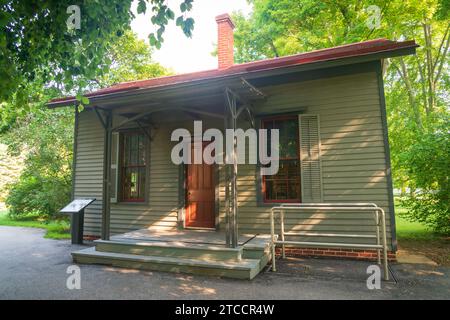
[0, 0, 193, 132]
[0, 0, 194, 103]
[1, 30, 169, 218]
[98, 30, 171, 87]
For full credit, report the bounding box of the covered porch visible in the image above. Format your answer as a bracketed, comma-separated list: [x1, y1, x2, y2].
[70, 75, 273, 279]
[89, 75, 266, 249]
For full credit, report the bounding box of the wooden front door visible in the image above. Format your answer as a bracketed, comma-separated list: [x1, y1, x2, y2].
[185, 143, 215, 229]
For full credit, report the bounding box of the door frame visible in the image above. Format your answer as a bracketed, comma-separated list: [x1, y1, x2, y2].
[177, 142, 220, 230]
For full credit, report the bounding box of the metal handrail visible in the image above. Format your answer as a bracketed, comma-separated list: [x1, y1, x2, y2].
[280, 203, 381, 260]
[277, 203, 382, 265]
[270, 203, 389, 281]
[279, 202, 380, 207]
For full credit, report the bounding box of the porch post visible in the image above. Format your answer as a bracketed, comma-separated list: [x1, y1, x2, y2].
[231, 99, 238, 248]
[100, 110, 112, 240]
[224, 112, 231, 246]
[71, 104, 79, 201]
[224, 89, 239, 248]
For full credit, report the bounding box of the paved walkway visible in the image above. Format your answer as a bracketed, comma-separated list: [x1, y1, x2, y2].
[0, 226, 448, 300]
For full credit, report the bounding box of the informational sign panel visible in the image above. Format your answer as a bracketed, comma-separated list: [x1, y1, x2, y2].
[60, 198, 96, 213]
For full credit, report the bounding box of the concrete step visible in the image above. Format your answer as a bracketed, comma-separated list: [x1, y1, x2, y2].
[72, 247, 261, 279]
[94, 239, 243, 261]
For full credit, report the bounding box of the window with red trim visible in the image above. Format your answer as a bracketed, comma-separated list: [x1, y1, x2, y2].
[262, 116, 301, 202]
[120, 132, 147, 202]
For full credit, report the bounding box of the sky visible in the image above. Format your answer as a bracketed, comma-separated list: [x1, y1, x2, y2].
[130, 0, 253, 74]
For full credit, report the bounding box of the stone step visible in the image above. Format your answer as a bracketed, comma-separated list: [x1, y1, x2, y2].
[72, 247, 262, 280]
[94, 239, 243, 261]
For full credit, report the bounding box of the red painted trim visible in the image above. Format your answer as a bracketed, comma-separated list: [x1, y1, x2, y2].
[264, 199, 300, 203]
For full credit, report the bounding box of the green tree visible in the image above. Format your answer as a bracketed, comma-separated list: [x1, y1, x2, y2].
[0, 0, 194, 104]
[1, 30, 169, 218]
[233, 0, 449, 188]
[99, 30, 172, 87]
[400, 119, 450, 233]
[3, 108, 74, 219]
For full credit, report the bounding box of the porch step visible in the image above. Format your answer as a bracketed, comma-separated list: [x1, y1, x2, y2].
[94, 239, 243, 261]
[243, 235, 273, 271]
[72, 247, 262, 280]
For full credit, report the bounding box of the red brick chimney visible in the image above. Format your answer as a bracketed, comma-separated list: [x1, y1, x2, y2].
[215, 13, 235, 69]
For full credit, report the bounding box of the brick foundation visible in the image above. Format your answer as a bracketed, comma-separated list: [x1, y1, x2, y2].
[276, 247, 397, 262]
[83, 235, 100, 241]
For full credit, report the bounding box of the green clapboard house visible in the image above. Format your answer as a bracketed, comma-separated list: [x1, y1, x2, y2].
[48, 14, 417, 279]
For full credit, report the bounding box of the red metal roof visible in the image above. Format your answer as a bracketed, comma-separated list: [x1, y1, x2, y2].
[49, 38, 417, 105]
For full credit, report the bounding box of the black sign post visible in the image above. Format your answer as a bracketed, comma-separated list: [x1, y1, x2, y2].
[60, 199, 96, 244]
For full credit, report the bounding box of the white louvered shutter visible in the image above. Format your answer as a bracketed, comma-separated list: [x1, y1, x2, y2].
[299, 114, 323, 203]
[110, 132, 119, 203]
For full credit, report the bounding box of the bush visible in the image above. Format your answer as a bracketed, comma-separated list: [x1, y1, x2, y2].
[6, 174, 71, 220]
[400, 122, 450, 234]
[2, 107, 73, 220]
[400, 193, 449, 234]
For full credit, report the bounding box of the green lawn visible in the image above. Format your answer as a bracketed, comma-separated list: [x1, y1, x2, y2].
[395, 205, 434, 240]
[0, 210, 70, 239]
[394, 202, 449, 266]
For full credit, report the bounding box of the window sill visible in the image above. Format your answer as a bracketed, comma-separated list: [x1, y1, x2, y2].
[112, 201, 149, 206]
[256, 201, 302, 207]
[257, 202, 282, 208]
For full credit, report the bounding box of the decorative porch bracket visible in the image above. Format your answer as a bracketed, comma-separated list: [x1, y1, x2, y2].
[135, 120, 153, 142]
[240, 77, 266, 100]
[223, 88, 256, 248]
[95, 107, 112, 241]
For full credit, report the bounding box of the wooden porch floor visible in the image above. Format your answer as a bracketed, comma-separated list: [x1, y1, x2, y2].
[110, 228, 256, 247]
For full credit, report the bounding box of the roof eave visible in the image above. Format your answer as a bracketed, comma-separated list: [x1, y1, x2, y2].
[47, 43, 418, 109]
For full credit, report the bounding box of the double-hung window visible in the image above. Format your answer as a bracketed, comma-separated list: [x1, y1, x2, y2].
[120, 132, 147, 202]
[262, 116, 301, 202]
